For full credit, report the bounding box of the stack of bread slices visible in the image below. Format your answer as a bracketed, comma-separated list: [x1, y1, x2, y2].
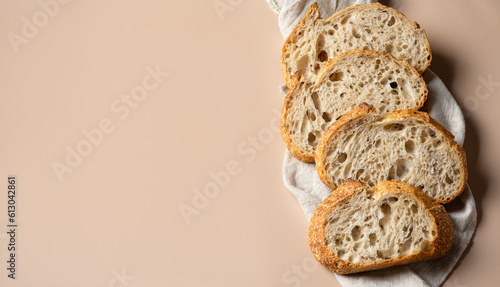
[279, 3, 467, 274]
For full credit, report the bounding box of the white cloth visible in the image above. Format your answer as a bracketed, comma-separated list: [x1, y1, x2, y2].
[268, 1, 477, 286]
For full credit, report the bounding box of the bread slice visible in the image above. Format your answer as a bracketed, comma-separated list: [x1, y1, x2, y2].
[280, 50, 427, 163]
[315, 103, 467, 204]
[308, 180, 454, 274]
[281, 3, 431, 86]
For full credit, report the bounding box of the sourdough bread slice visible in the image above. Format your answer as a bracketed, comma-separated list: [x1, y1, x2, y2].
[282, 3, 431, 86]
[315, 103, 467, 204]
[308, 180, 454, 274]
[280, 50, 427, 162]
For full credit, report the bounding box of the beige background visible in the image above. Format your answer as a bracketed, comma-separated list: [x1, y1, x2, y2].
[0, 0, 499, 286]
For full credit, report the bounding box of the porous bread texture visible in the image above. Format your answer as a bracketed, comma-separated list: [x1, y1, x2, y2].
[315, 103, 467, 204]
[280, 50, 427, 162]
[282, 3, 431, 86]
[308, 180, 454, 274]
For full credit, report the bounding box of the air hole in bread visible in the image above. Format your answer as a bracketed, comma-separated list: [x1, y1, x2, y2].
[445, 175, 453, 184]
[297, 55, 310, 74]
[329, 71, 344, 82]
[338, 152, 347, 163]
[311, 92, 321, 111]
[387, 166, 395, 180]
[307, 132, 316, 144]
[344, 162, 352, 177]
[420, 130, 429, 142]
[351, 225, 361, 241]
[322, 112, 332, 122]
[314, 63, 321, 73]
[396, 159, 411, 178]
[345, 134, 354, 143]
[428, 129, 437, 138]
[325, 162, 331, 170]
[377, 249, 394, 259]
[318, 50, 328, 62]
[411, 204, 418, 214]
[405, 140, 416, 153]
[432, 139, 442, 148]
[381, 203, 391, 216]
[422, 227, 429, 237]
[388, 197, 398, 203]
[369, 233, 377, 246]
[310, 113, 316, 121]
[352, 28, 361, 39]
[353, 243, 360, 252]
[341, 15, 350, 25]
[375, 139, 382, 147]
[356, 169, 365, 178]
[390, 82, 398, 89]
[385, 44, 394, 53]
[400, 238, 412, 253]
[348, 255, 358, 263]
[327, 29, 335, 36]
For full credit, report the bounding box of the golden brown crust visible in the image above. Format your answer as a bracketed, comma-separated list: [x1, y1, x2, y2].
[315, 104, 468, 204]
[307, 180, 454, 274]
[281, 3, 432, 86]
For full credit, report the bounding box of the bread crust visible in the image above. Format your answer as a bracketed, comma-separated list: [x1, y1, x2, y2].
[281, 2, 432, 86]
[315, 103, 467, 204]
[307, 180, 454, 274]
